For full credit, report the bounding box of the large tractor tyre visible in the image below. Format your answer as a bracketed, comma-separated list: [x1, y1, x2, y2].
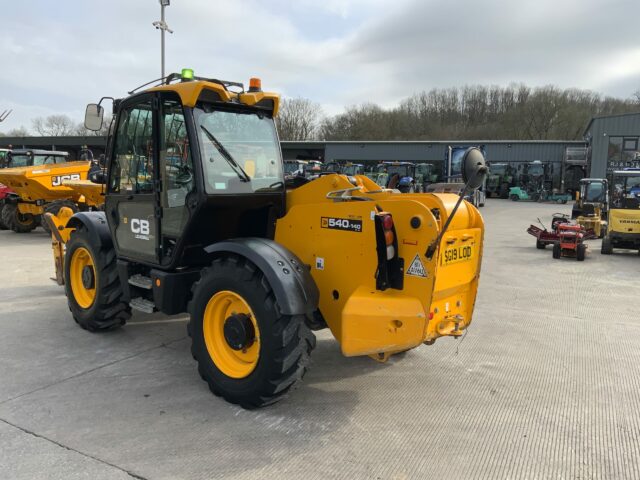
[600, 235, 613, 255]
[576, 244, 586, 261]
[552, 243, 561, 259]
[0, 203, 8, 230]
[510, 194, 519, 201]
[64, 226, 131, 332]
[42, 200, 78, 234]
[2, 203, 37, 233]
[536, 240, 546, 250]
[188, 255, 316, 409]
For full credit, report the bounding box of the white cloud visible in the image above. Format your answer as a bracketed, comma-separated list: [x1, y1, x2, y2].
[0, 0, 638, 134]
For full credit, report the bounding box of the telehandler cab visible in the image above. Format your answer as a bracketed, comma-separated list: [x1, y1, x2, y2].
[48, 70, 487, 408]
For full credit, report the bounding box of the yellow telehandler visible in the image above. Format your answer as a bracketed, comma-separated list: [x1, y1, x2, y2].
[45, 70, 486, 408]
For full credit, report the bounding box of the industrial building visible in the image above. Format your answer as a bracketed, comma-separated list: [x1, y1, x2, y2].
[583, 112, 640, 178]
[2, 110, 639, 187]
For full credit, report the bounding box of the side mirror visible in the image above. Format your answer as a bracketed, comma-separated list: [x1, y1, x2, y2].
[89, 170, 107, 185]
[462, 147, 488, 190]
[84, 104, 104, 131]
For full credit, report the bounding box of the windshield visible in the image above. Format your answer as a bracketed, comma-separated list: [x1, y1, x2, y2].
[612, 175, 640, 207]
[583, 182, 605, 202]
[283, 162, 302, 174]
[378, 164, 411, 177]
[195, 108, 283, 194]
[8, 154, 32, 167]
[343, 165, 363, 176]
[33, 155, 65, 166]
[450, 149, 465, 176]
[528, 164, 544, 176]
[490, 165, 507, 175]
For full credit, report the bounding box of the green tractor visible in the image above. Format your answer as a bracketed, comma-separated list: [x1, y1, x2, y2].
[486, 163, 513, 198]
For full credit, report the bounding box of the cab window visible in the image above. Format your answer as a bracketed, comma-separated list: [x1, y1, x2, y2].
[110, 100, 154, 194]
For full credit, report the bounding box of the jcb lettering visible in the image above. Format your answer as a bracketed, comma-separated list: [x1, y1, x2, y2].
[131, 219, 150, 235]
[52, 174, 81, 187]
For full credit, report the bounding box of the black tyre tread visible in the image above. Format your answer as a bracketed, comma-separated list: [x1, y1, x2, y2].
[42, 199, 78, 234]
[601, 236, 613, 255]
[577, 244, 586, 261]
[188, 254, 315, 409]
[0, 203, 8, 230]
[552, 243, 561, 259]
[536, 240, 546, 249]
[2, 203, 37, 233]
[65, 225, 130, 331]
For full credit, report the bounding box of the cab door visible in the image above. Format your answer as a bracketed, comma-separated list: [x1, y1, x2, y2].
[105, 95, 159, 264]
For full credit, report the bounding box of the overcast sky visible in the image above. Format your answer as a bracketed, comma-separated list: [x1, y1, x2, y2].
[1, 0, 639, 133]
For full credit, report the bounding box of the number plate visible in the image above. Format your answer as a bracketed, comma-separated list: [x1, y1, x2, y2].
[441, 244, 474, 266]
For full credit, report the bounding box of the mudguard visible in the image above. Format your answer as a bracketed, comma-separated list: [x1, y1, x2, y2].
[204, 238, 319, 316]
[66, 211, 113, 248]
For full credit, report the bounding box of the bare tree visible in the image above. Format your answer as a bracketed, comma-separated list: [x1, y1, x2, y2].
[75, 115, 112, 136]
[32, 114, 77, 136]
[2, 126, 30, 136]
[275, 98, 324, 141]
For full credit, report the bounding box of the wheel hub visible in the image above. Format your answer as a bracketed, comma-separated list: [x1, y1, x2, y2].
[223, 313, 255, 351]
[81, 265, 95, 289]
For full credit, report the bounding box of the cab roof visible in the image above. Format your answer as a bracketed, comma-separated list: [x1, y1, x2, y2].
[146, 75, 281, 116]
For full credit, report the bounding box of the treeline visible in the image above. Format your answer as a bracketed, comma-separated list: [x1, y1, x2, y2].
[277, 84, 640, 142]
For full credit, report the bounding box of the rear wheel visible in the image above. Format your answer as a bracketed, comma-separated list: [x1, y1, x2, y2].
[42, 199, 78, 234]
[2, 203, 37, 233]
[0, 202, 8, 230]
[576, 243, 586, 261]
[510, 194, 519, 201]
[601, 235, 613, 255]
[64, 226, 130, 331]
[552, 243, 561, 259]
[188, 255, 315, 408]
[536, 240, 546, 249]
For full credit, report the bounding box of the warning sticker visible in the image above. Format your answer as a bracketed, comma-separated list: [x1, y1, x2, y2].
[406, 253, 427, 278]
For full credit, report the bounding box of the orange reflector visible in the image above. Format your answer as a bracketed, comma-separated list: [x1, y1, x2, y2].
[384, 230, 394, 246]
[155, 278, 161, 287]
[429, 312, 434, 320]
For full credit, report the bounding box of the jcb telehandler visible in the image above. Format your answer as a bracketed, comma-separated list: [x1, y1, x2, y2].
[47, 70, 487, 408]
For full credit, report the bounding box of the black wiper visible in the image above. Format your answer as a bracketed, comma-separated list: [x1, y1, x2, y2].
[200, 125, 251, 182]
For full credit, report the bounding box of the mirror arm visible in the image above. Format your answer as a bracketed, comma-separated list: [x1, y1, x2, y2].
[425, 167, 487, 260]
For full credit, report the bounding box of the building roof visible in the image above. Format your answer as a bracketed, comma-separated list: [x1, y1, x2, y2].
[583, 111, 640, 137]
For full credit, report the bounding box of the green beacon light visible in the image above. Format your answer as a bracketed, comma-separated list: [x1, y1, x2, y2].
[181, 68, 194, 81]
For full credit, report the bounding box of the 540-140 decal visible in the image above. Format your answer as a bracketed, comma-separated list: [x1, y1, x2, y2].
[321, 216, 363, 232]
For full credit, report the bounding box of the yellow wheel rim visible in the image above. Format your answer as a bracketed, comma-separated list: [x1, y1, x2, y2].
[69, 247, 97, 309]
[203, 290, 260, 379]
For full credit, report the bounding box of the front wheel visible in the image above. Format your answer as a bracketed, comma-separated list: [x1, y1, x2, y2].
[601, 235, 613, 255]
[576, 244, 586, 261]
[2, 203, 37, 233]
[64, 226, 130, 331]
[188, 255, 315, 408]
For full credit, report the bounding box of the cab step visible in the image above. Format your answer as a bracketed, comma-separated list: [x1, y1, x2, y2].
[128, 274, 153, 290]
[129, 297, 156, 314]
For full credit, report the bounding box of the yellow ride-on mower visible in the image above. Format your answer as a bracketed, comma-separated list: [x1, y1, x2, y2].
[601, 169, 640, 254]
[0, 151, 95, 233]
[47, 70, 487, 408]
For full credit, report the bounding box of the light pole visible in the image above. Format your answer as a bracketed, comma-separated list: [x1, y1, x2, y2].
[153, 0, 173, 79]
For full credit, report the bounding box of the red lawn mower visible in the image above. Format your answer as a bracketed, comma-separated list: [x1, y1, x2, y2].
[552, 223, 587, 261]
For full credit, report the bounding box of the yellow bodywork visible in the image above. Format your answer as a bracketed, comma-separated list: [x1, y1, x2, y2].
[149, 81, 280, 115]
[0, 161, 92, 215]
[577, 205, 605, 237]
[275, 174, 484, 357]
[608, 208, 640, 234]
[61, 179, 104, 209]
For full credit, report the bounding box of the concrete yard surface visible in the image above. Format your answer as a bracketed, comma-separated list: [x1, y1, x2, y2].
[1, 201, 639, 479]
